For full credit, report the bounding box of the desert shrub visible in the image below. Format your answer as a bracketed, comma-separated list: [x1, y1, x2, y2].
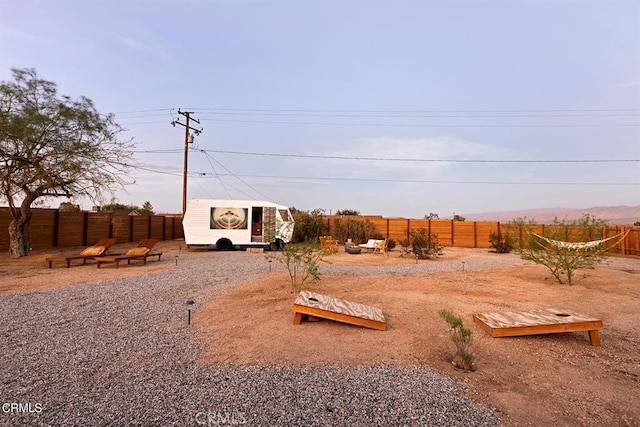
[438, 309, 475, 371]
[511, 214, 609, 285]
[386, 238, 396, 250]
[290, 208, 327, 243]
[266, 241, 325, 294]
[488, 231, 515, 253]
[332, 217, 378, 244]
[407, 228, 443, 259]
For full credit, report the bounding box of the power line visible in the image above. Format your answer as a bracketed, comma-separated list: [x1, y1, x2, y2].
[201, 150, 232, 198]
[187, 107, 640, 113]
[205, 149, 639, 163]
[112, 108, 175, 115]
[122, 163, 638, 186]
[199, 151, 274, 202]
[220, 174, 639, 186]
[199, 118, 640, 128]
[192, 111, 640, 118]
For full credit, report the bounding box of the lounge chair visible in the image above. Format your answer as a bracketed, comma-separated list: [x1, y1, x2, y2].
[373, 239, 389, 257]
[319, 236, 339, 253]
[360, 239, 386, 252]
[95, 239, 163, 269]
[359, 239, 379, 251]
[46, 238, 118, 268]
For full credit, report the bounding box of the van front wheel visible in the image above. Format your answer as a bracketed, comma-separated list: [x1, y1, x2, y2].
[270, 239, 286, 251]
[216, 238, 233, 251]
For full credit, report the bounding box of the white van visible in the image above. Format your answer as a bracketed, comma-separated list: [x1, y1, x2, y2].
[182, 199, 294, 250]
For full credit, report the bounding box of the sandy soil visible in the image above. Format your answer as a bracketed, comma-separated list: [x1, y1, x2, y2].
[2, 242, 639, 426]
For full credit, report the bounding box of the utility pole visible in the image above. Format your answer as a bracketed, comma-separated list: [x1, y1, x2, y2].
[172, 109, 202, 215]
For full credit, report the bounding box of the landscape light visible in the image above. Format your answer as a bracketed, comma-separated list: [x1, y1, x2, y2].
[186, 299, 195, 325]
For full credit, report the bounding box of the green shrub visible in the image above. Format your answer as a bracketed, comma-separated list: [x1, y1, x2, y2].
[438, 309, 475, 371]
[407, 228, 443, 259]
[290, 208, 327, 243]
[266, 241, 325, 294]
[488, 231, 515, 253]
[332, 217, 378, 244]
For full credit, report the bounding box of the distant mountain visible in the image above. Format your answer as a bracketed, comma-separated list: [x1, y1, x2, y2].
[464, 205, 640, 225]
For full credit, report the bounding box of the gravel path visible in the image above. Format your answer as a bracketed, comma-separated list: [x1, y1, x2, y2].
[0, 251, 510, 426]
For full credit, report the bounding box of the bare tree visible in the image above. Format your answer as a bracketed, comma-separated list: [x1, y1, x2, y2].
[0, 68, 135, 257]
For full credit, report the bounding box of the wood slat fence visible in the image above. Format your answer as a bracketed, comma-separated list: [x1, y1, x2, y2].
[1, 208, 638, 256]
[0, 208, 183, 252]
[325, 215, 640, 256]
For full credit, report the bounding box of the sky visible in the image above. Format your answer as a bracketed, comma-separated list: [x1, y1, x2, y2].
[1, 0, 639, 218]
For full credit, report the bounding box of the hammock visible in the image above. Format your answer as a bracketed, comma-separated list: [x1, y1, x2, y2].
[532, 231, 628, 251]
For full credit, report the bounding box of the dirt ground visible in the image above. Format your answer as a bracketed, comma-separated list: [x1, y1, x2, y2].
[2, 242, 639, 426]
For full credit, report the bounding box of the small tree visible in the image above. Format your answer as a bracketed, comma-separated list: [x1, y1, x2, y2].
[403, 228, 443, 259]
[513, 214, 610, 285]
[453, 214, 466, 222]
[266, 242, 325, 294]
[335, 208, 360, 215]
[0, 68, 134, 257]
[102, 200, 138, 212]
[59, 202, 81, 212]
[424, 212, 439, 219]
[140, 201, 155, 216]
[438, 309, 475, 371]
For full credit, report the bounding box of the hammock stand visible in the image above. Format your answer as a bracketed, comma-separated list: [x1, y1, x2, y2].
[532, 230, 630, 252]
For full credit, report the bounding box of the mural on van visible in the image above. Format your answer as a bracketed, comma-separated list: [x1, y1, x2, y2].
[210, 207, 248, 230]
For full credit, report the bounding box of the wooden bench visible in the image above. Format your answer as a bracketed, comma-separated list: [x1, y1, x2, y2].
[95, 252, 163, 269]
[45, 238, 118, 268]
[473, 309, 604, 346]
[293, 290, 386, 331]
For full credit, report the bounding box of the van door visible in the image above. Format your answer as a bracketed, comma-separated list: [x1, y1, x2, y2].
[251, 206, 263, 242]
[263, 207, 277, 243]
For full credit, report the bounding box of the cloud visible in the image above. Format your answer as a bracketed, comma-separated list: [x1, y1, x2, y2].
[619, 80, 640, 88]
[110, 32, 169, 61]
[0, 25, 46, 43]
[311, 136, 509, 176]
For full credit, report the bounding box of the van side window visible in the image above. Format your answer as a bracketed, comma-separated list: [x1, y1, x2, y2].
[278, 209, 290, 222]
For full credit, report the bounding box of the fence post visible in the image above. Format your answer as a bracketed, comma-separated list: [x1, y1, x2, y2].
[82, 211, 89, 246]
[53, 209, 60, 248]
[129, 216, 134, 243]
[474, 221, 477, 248]
[407, 219, 411, 244]
[173, 217, 177, 240]
[451, 219, 455, 247]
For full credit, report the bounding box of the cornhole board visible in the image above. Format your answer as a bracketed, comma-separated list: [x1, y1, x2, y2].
[473, 309, 603, 346]
[293, 290, 386, 331]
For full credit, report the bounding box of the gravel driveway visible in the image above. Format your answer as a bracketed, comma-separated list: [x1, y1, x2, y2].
[1, 251, 501, 426]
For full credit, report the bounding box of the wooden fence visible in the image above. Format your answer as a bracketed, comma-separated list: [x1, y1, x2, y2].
[325, 215, 640, 256]
[0, 208, 183, 252]
[1, 208, 638, 256]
